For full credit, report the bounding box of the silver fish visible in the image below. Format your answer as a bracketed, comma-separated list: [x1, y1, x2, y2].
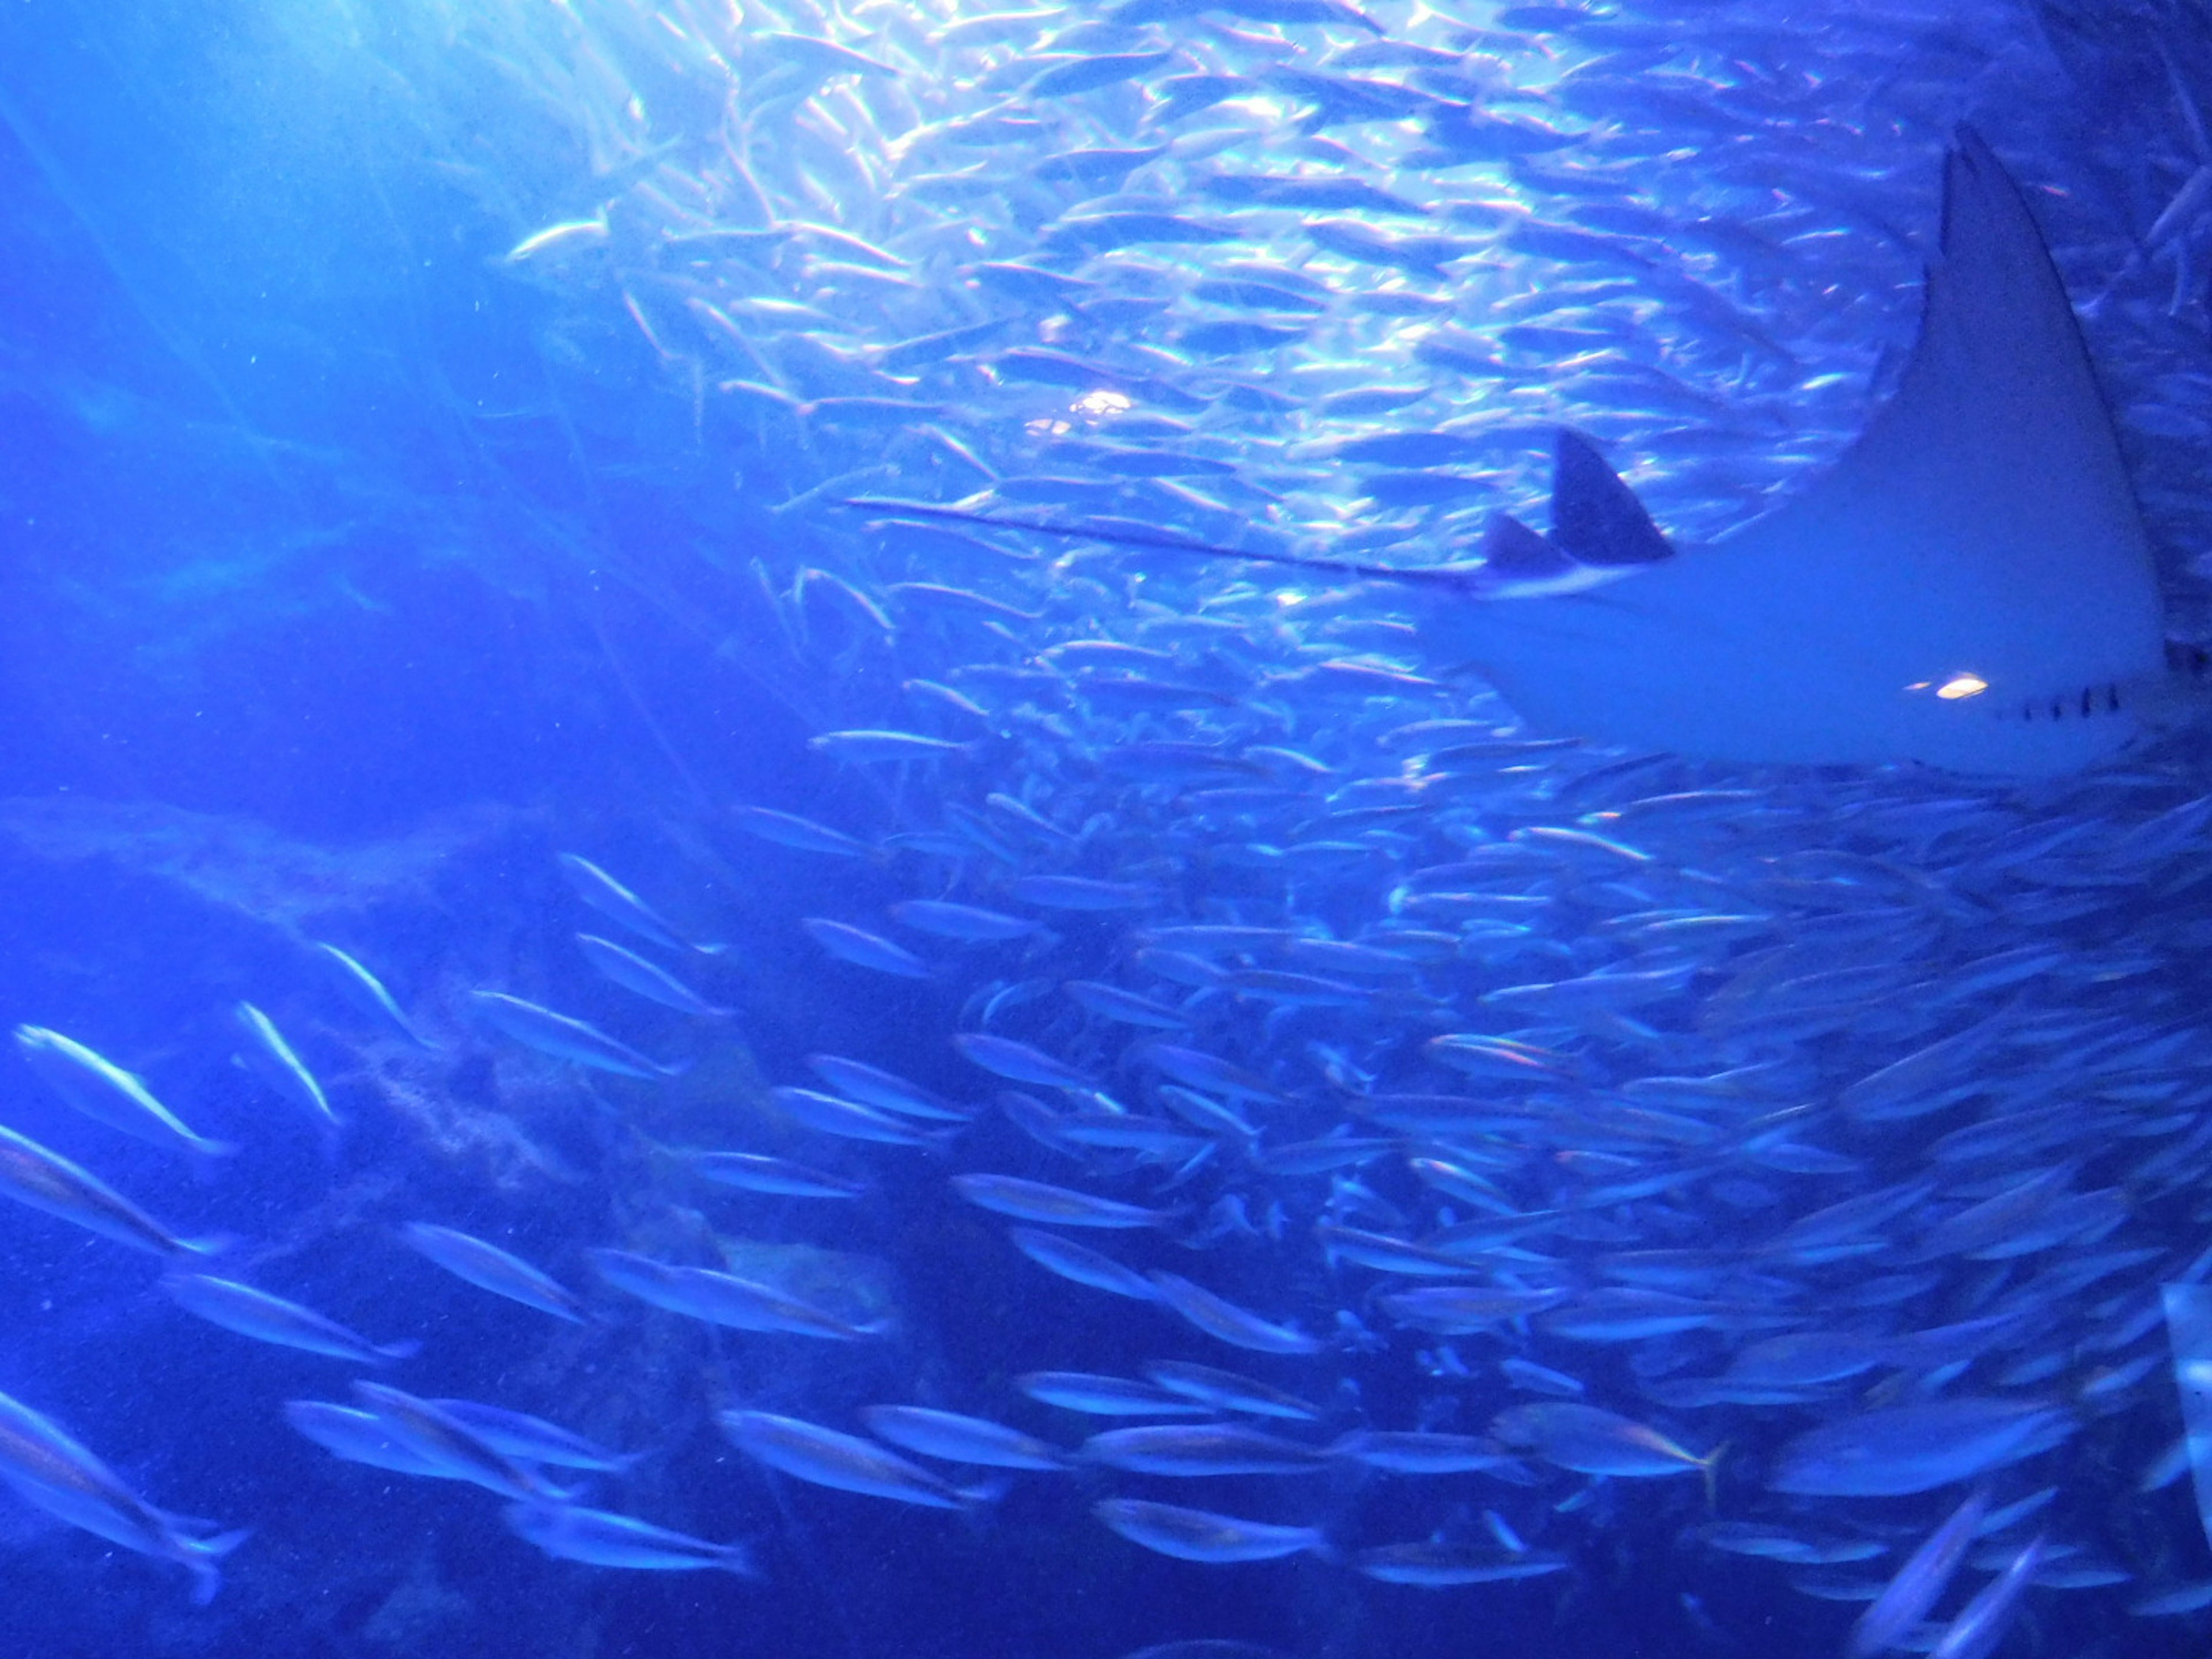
[574, 934, 731, 1019]
[1082, 1425, 1327, 1477]
[311, 942, 439, 1048]
[0, 1120, 222, 1258]
[13, 1025, 233, 1159]
[589, 1249, 883, 1339]
[163, 1274, 418, 1365]
[953, 1173, 1178, 1229]
[283, 1401, 450, 1479]
[1851, 1487, 1989, 1657]
[399, 1223, 588, 1323]
[233, 1002, 339, 1128]
[861, 1406, 1068, 1471]
[718, 1410, 981, 1508]
[468, 991, 685, 1080]
[505, 1502, 757, 1574]
[556, 853, 722, 955]
[350, 1382, 573, 1502]
[1093, 1498, 1331, 1563]
[0, 1386, 247, 1603]
[433, 1402, 638, 1471]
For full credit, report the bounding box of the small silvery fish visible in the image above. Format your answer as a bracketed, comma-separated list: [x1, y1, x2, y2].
[574, 935, 731, 1019]
[1132, 1044, 1281, 1103]
[1491, 1403, 1721, 1483]
[861, 1406, 1068, 1471]
[1929, 1535, 2047, 1659]
[802, 919, 933, 979]
[589, 1249, 884, 1339]
[13, 1026, 234, 1160]
[431, 1401, 638, 1471]
[504, 1502, 757, 1575]
[770, 1087, 946, 1147]
[1145, 1363, 1321, 1423]
[718, 1410, 981, 1508]
[163, 1274, 419, 1365]
[688, 1151, 868, 1199]
[233, 1002, 339, 1128]
[730, 805, 876, 859]
[1849, 1488, 1989, 1657]
[1353, 1543, 1567, 1586]
[1149, 1272, 1325, 1355]
[952, 1033, 1097, 1090]
[805, 1055, 971, 1122]
[399, 1223, 588, 1322]
[1063, 980, 1193, 1029]
[1768, 1398, 2074, 1498]
[284, 1401, 449, 1478]
[1327, 1430, 1514, 1474]
[0, 1386, 248, 1603]
[556, 853, 722, 955]
[468, 991, 685, 1080]
[1081, 1425, 1327, 1477]
[1006, 1227, 1159, 1300]
[808, 729, 972, 763]
[953, 1174, 1179, 1229]
[0, 1120, 223, 1258]
[1093, 1498, 1331, 1564]
[311, 942, 440, 1048]
[1016, 1373, 1214, 1418]
[350, 1383, 573, 1502]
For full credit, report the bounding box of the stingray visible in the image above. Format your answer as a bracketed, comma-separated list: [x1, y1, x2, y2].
[850, 127, 2197, 777]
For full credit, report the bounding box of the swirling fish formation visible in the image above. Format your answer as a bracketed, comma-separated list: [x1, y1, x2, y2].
[2, 0, 2211, 1656]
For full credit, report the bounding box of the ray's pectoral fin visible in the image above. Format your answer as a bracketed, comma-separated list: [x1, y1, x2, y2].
[1449, 125, 2171, 777]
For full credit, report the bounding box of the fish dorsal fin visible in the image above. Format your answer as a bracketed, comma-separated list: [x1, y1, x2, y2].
[1550, 431, 1673, 568]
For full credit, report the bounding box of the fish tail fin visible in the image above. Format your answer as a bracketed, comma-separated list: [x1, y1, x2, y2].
[1696, 1441, 1729, 1513]
[176, 1232, 242, 1260]
[956, 1474, 1016, 1509]
[656, 1057, 699, 1079]
[376, 1338, 424, 1363]
[691, 941, 729, 956]
[185, 1527, 252, 1604]
[717, 1540, 763, 1578]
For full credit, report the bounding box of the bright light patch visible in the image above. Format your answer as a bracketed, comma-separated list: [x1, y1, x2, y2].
[1935, 673, 1989, 700]
[1072, 389, 1132, 417]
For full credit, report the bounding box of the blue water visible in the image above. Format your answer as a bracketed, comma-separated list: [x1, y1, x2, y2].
[0, 1, 2205, 1654]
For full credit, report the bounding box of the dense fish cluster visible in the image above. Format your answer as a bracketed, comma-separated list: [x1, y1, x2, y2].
[4, 0, 2212, 1656]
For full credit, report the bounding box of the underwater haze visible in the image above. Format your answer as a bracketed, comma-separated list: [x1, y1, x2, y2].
[1, 0, 2211, 1656]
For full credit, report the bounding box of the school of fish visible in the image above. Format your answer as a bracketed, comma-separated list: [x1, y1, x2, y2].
[3, 0, 2212, 1656]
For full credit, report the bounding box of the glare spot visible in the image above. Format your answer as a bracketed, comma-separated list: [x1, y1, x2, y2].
[1071, 389, 1132, 418]
[1024, 417, 1072, 437]
[1935, 673, 1990, 700]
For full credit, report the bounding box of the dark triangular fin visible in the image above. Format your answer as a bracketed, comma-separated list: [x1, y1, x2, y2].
[1480, 513, 1578, 581]
[838, 496, 1483, 592]
[1548, 430, 1673, 567]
